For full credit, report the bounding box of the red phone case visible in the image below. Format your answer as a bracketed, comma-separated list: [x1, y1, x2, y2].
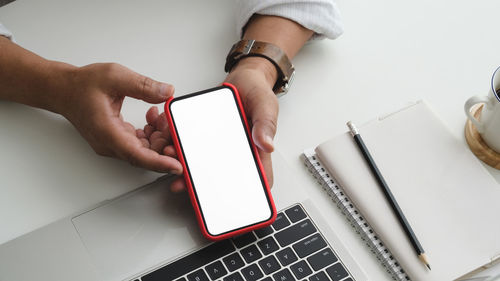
[165, 83, 277, 241]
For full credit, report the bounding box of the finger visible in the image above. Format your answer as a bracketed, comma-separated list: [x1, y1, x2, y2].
[151, 139, 168, 154]
[150, 131, 164, 142]
[258, 149, 274, 188]
[139, 138, 150, 148]
[156, 112, 168, 132]
[144, 124, 154, 138]
[146, 106, 159, 126]
[246, 88, 279, 153]
[125, 146, 182, 174]
[170, 177, 187, 193]
[150, 131, 168, 153]
[110, 128, 183, 173]
[156, 112, 171, 139]
[110, 64, 175, 103]
[136, 129, 146, 139]
[163, 145, 177, 157]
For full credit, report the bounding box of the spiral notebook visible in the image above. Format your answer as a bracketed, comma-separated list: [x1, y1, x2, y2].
[302, 101, 500, 281]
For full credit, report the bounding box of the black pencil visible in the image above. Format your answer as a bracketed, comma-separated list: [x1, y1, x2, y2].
[347, 121, 431, 270]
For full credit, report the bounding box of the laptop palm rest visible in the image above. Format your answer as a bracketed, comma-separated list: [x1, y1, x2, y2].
[72, 176, 206, 280]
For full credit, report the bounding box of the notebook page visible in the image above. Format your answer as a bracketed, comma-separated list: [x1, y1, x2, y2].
[315, 101, 500, 281]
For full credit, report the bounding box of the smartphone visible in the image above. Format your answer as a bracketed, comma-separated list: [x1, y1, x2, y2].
[165, 83, 277, 240]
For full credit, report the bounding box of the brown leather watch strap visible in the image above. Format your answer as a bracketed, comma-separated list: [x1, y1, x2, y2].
[225, 39, 295, 95]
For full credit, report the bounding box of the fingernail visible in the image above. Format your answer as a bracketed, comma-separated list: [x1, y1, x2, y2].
[159, 84, 168, 97]
[160, 83, 174, 97]
[265, 134, 274, 148]
[170, 169, 182, 175]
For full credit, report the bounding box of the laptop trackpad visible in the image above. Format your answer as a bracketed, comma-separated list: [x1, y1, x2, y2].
[72, 176, 205, 281]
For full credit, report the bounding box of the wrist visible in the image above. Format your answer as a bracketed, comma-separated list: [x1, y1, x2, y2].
[230, 57, 278, 89]
[43, 60, 78, 116]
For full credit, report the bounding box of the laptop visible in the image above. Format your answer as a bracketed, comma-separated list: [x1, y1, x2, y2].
[0, 152, 367, 281]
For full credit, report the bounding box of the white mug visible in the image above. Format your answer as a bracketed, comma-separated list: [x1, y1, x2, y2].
[464, 66, 500, 152]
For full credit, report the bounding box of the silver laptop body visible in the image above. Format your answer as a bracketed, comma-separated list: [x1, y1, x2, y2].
[0, 154, 367, 281]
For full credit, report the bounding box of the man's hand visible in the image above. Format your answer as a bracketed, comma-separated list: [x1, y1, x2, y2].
[139, 105, 187, 192]
[142, 56, 279, 192]
[222, 15, 313, 187]
[60, 63, 183, 174]
[0, 37, 183, 173]
[224, 57, 279, 186]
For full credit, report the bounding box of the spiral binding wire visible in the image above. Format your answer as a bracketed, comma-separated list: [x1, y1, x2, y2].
[303, 150, 410, 281]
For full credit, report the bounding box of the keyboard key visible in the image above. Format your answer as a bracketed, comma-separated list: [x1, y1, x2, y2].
[205, 260, 227, 280]
[258, 255, 281, 275]
[290, 260, 312, 280]
[275, 247, 298, 266]
[326, 263, 348, 281]
[223, 272, 244, 281]
[241, 264, 264, 281]
[285, 205, 307, 223]
[257, 237, 279, 255]
[240, 244, 262, 263]
[223, 252, 245, 272]
[272, 268, 295, 281]
[176, 279, 187, 281]
[187, 269, 210, 281]
[308, 272, 329, 281]
[233, 232, 257, 248]
[143, 240, 235, 281]
[261, 277, 273, 281]
[274, 219, 316, 247]
[272, 213, 291, 231]
[255, 226, 274, 238]
[307, 248, 338, 271]
[343, 278, 353, 281]
[292, 233, 327, 258]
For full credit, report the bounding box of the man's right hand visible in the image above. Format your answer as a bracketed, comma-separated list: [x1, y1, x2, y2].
[0, 37, 184, 174]
[58, 63, 183, 174]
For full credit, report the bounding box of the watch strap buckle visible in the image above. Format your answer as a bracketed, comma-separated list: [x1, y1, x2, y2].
[242, 39, 255, 55]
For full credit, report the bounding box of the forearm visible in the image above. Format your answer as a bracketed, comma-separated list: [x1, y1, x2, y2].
[0, 36, 75, 114]
[235, 15, 313, 87]
[244, 15, 313, 59]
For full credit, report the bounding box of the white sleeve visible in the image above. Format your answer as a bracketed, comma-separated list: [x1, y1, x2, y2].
[236, 0, 343, 40]
[0, 23, 13, 41]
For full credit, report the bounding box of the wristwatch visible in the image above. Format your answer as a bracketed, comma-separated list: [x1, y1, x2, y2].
[225, 39, 295, 95]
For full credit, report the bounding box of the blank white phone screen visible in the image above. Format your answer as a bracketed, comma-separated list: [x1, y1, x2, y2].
[170, 88, 272, 236]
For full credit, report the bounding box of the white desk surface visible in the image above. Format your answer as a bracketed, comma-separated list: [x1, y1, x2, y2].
[1, 0, 500, 280]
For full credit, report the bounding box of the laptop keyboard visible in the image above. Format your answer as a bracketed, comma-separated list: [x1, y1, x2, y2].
[137, 204, 354, 281]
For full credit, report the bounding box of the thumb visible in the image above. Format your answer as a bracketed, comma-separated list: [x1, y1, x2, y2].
[247, 89, 279, 153]
[113, 65, 174, 103]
